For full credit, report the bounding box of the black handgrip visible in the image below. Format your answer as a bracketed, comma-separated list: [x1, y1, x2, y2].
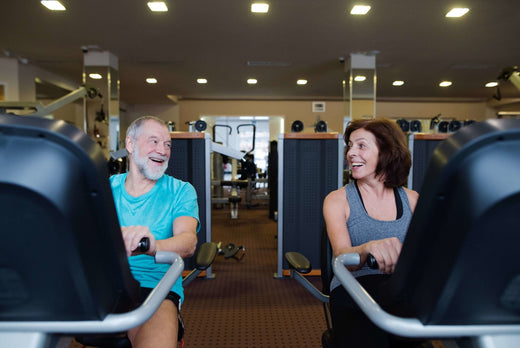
[366, 253, 379, 269]
[137, 237, 150, 252]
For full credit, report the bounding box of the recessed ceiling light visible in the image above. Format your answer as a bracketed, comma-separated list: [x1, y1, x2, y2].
[297, 79, 308, 85]
[446, 8, 469, 17]
[146, 78, 158, 84]
[354, 75, 366, 82]
[197, 78, 208, 84]
[247, 78, 258, 85]
[485, 82, 498, 88]
[41, 1, 66, 11]
[251, 3, 269, 13]
[392, 80, 405, 86]
[439, 81, 453, 87]
[350, 5, 371, 15]
[148, 1, 168, 12]
[89, 73, 102, 80]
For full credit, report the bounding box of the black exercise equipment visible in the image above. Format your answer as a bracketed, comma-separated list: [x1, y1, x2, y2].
[285, 226, 334, 345]
[315, 120, 328, 133]
[194, 120, 207, 132]
[0, 113, 184, 347]
[448, 120, 462, 132]
[237, 123, 256, 154]
[396, 118, 410, 132]
[276, 133, 342, 278]
[410, 119, 422, 132]
[438, 120, 449, 133]
[333, 118, 520, 347]
[217, 242, 246, 261]
[429, 114, 441, 130]
[291, 120, 304, 132]
[186, 120, 207, 132]
[284, 228, 378, 346]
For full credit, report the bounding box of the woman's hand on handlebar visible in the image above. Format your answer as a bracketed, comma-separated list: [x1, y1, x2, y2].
[121, 225, 156, 257]
[364, 237, 402, 274]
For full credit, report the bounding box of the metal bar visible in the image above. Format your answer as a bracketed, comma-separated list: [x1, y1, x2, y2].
[0, 251, 183, 334]
[275, 134, 284, 278]
[333, 253, 520, 338]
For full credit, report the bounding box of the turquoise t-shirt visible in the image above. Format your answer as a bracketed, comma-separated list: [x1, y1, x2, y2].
[110, 173, 200, 303]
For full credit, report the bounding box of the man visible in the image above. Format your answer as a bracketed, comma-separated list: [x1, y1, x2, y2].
[110, 116, 199, 347]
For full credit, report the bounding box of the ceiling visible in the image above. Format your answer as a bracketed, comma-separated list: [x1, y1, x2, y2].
[1, 0, 520, 105]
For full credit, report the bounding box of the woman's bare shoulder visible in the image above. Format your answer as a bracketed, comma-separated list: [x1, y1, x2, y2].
[403, 187, 419, 211]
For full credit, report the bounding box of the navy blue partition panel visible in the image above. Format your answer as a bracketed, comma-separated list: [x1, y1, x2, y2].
[165, 132, 211, 274]
[408, 133, 450, 193]
[276, 133, 343, 277]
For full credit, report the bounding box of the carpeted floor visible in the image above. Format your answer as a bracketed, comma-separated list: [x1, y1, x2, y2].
[181, 205, 327, 347]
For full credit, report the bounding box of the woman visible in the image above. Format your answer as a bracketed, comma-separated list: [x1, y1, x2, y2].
[323, 118, 419, 347]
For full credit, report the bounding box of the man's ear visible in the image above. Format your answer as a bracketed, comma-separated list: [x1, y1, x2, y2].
[126, 136, 134, 154]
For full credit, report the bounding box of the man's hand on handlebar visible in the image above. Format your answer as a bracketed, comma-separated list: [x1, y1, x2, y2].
[121, 225, 156, 257]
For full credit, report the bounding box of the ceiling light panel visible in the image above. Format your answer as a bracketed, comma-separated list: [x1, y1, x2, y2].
[197, 78, 208, 84]
[41, 1, 66, 11]
[148, 1, 168, 12]
[146, 78, 158, 84]
[446, 8, 469, 17]
[89, 73, 102, 79]
[247, 78, 258, 85]
[392, 81, 405, 86]
[439, 81, 452, 87]
[297, 79, 308, 85]
[251, 3, 269, 13]
[485, 82, 498, 88]
[354, 75, 367, 82]
[350, 5, 371, 15]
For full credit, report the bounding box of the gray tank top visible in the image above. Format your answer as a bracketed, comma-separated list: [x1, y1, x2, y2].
[330, 182, 413, 291]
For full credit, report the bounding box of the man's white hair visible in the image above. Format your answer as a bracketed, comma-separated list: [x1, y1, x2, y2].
[126, 116, 168, 141]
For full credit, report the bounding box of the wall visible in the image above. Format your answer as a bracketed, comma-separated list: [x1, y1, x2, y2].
[176, 99, 495, 135]
[120, 103, 180, 138]
[0, 58, 21, 100]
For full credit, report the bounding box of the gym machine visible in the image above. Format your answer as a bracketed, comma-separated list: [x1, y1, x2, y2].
[333, 119, 520, 348]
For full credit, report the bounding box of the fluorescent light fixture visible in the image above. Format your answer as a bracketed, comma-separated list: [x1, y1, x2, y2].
[297, 79, 308, 85]
[148, 1, 168, 12]
[146, 78, 158, 84]
[392, 80, 405, 86]
[351, 5, 371, 15]
[89, 73, 102, 80]
[197, 78, 208, 84]
[251, 3, 269, 13]
[446, 8, 469, 17]
[354, 75, 367, 82]
[439, 81, 452, 87]
[41, 1, 66, 11]
[247, 78, 258, 85]
[485, 81, 498, 88]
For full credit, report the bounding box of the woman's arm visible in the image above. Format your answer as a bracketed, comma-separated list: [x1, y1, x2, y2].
[323, 188, 402, 273]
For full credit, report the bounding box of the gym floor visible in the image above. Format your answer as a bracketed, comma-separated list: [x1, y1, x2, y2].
[182, 205, 326, 347]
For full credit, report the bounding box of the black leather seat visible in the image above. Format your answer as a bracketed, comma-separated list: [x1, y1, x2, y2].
[285, 225, 335, 345]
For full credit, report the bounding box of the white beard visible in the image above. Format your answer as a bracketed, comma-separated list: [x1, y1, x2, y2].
[132, 145, 168, 181]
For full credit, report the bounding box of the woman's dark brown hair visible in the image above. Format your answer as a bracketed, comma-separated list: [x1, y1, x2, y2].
[344, 118, 411, 188]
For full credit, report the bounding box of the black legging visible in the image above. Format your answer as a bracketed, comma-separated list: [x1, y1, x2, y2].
[330, 274, 423, 348]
